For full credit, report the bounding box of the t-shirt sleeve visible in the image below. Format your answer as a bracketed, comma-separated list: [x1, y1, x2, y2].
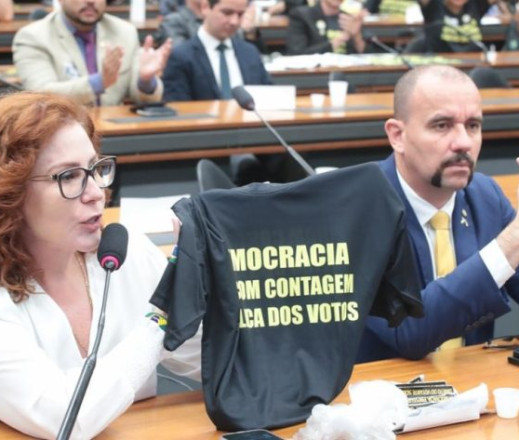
[150, 199, 207, 351]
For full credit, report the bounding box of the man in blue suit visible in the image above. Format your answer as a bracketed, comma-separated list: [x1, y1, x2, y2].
[162, 0, 271, 102]
[357, 64, 519, 363]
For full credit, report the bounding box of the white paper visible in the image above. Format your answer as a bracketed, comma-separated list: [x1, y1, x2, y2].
[243, 85, 296, 110]
[119, 195, 188, 234]
[399, 383, 489, 433]
[264, 53, 387, 72]
[130, 0, 146, 24]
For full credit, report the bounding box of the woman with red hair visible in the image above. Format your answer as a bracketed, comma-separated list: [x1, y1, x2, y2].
[0, 91, 201, 439]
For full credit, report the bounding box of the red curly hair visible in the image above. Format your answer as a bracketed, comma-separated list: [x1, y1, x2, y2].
[0, 91, 99, 302]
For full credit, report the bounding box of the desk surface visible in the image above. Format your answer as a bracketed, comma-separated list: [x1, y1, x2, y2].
[269, 51, 519, 93]
[94, 87, 519, 161]
[1, 345, 517, 438]
[92, 88, 519, 198]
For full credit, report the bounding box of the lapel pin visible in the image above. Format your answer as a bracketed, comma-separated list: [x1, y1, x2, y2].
[460, 211, 469, 227]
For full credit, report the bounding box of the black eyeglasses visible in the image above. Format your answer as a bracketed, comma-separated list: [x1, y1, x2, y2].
[31, 156, 116, 199]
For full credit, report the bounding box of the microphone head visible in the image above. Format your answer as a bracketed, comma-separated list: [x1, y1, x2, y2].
[231, 86, 255, 111]
[97, 223, 129, 271]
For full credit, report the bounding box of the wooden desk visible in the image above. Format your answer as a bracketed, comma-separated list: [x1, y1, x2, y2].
[1, 345, 517, 438]
[6, 49, 519, 93]
[270, 51, 519, 94]
[95, 88, 519, 162]
[92, 88, 519, 198]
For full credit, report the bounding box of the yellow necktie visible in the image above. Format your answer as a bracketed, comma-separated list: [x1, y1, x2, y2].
[430, 211, 463, 349]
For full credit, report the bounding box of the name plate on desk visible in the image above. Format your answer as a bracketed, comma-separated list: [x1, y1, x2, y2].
[244, 85, 296, 110]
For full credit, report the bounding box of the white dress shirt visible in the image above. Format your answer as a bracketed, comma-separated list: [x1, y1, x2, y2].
[198, 26, 244, 90]
[0, 232, 201, 439]
[396, 170, 514, 286]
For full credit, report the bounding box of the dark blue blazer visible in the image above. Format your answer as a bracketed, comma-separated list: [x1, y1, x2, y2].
[356, 154, 519, 362]
[162, 36, 272, 102]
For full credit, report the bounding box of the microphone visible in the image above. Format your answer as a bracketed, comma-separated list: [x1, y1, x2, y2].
[367, 35, 414, 69]
[231, 86, 315, 177]
[57, 224, 129, 440]
[97, 223, 128, 270]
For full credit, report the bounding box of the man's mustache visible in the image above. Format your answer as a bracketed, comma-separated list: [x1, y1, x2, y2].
[441, 152, 474, 169]
[431, 152, 475, 188]
[80, 6, 99, 13]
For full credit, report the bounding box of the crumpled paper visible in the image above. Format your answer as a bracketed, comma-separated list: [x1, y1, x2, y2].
[293, 380, 409, 440]
[293, 381, 489, 440]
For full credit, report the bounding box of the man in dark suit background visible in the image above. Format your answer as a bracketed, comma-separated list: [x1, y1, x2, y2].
[162, 0, 271, 102]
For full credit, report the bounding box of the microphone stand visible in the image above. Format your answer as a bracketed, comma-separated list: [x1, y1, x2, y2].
[56, 270, 113, 440]
[369, 35, 414, 69]
[252, 108, 315, 177]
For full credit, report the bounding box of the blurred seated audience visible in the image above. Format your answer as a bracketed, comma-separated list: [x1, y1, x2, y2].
[159, 0, 183, 15]
[418, 0, 508, 53]
[267, 0, 309, 16]
[158, 0, 266, 51]
[13, 0, 172, 106]
[286, 0, 369, 55]
[162, 0, 271, 101]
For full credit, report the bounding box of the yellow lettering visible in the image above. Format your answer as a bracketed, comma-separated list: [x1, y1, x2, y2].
[268, 305, 304, 326]
[228, 242, 350, 271]
[236, 279, 261, 300]
[278, 246, 294, 269]
[246, 248, 262, 271]
[239, 308, 265, 328]
[335, 242, 349, 265]
[263, 246, 278, 270]
[229, 248, 247, 271]
[309, 243, 326, 266]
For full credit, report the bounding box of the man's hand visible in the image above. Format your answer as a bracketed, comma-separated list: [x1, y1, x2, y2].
[335, 12, 366, 53]
[139, 35, 173, 83]
[241, 3, 257, 34]
[338, 12, 363, 39]
[102, 44, 124, 89]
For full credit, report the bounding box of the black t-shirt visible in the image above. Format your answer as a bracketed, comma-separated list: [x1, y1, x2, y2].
[421, 0, 490, 53]
[151, 163, 424, 431]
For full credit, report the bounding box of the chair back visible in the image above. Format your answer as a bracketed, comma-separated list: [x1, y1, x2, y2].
[469, 67, 510, 89]
[403, 34, 427, 53]
[196, 159, 236, 192]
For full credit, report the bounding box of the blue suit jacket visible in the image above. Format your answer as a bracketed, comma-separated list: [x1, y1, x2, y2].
[162, 36, 272, 102]
[356, 155, 519, 362]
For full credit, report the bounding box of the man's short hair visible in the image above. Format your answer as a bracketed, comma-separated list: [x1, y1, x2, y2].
[393, 65, 474, 121]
